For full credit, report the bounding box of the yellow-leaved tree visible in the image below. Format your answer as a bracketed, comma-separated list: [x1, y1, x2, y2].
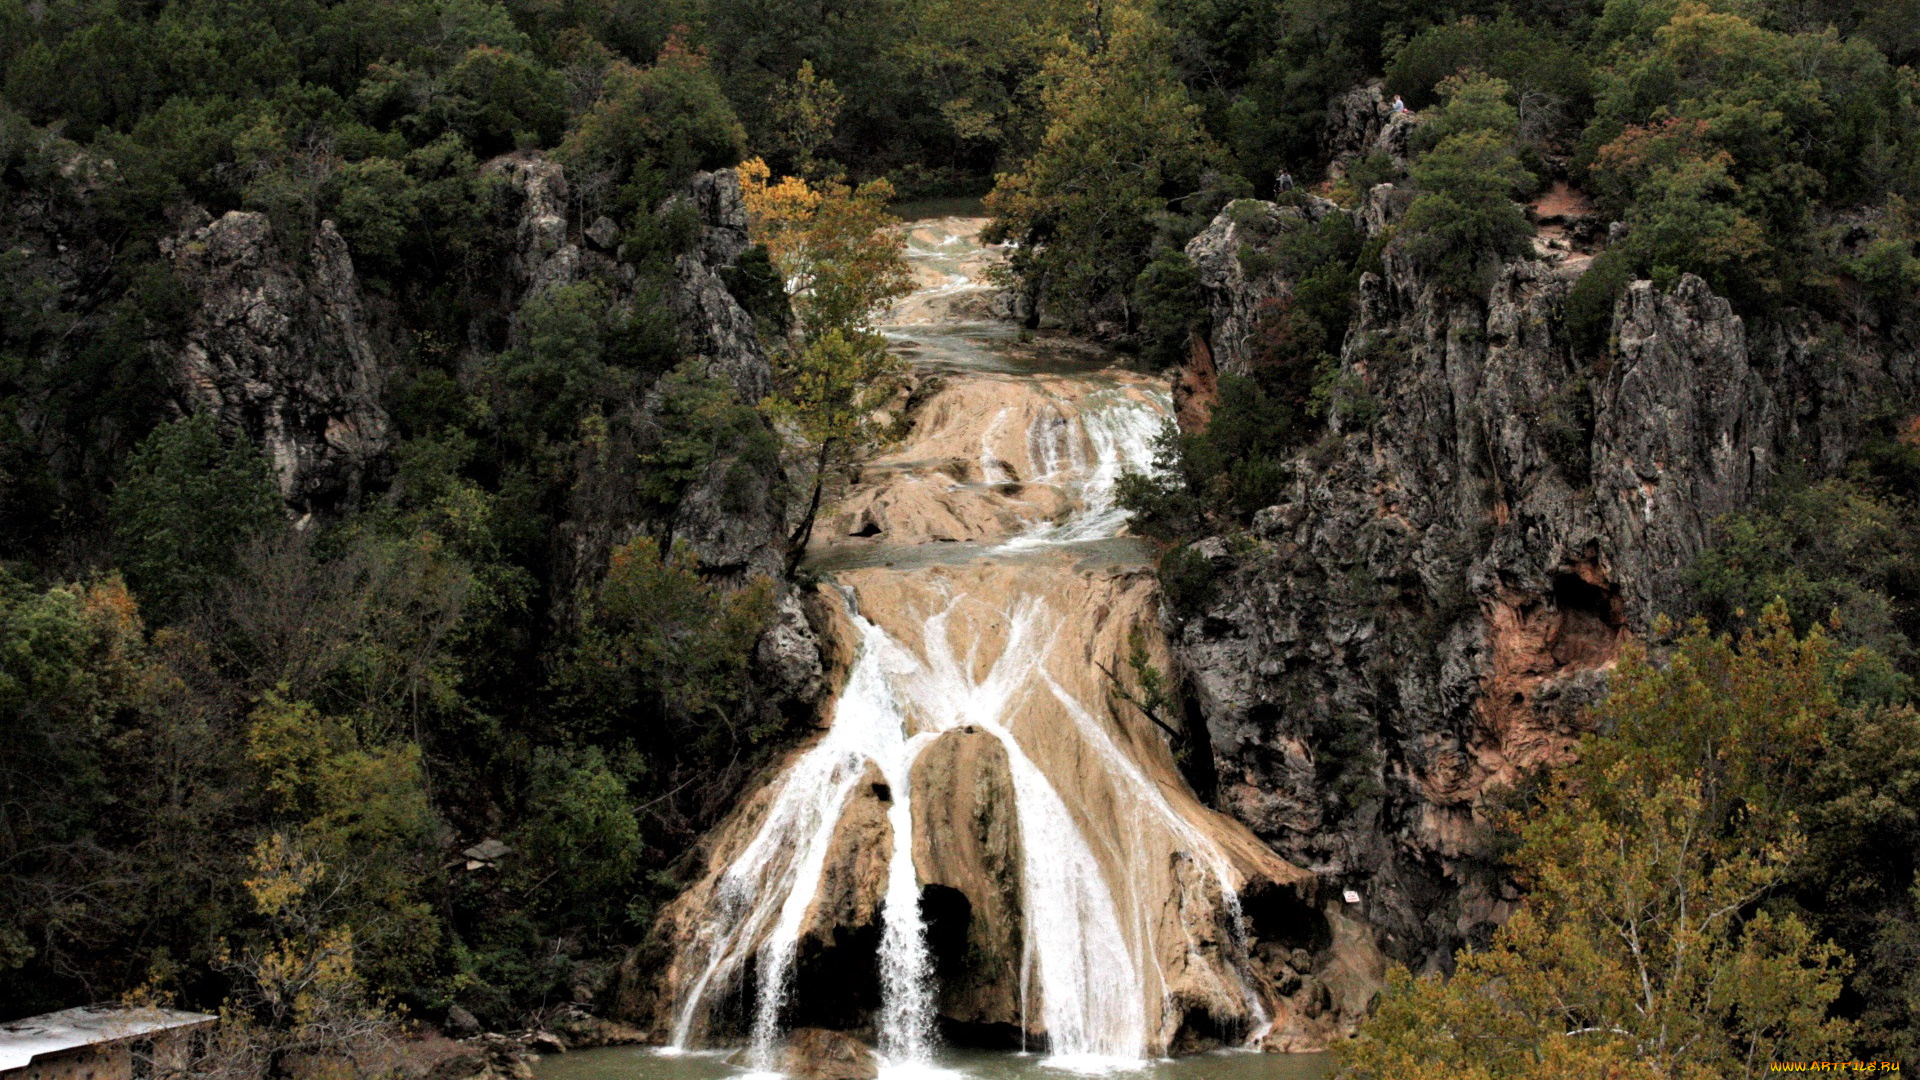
[1338, 607, 1855, 1080]
[739, 158, 913, 573]
[197, 835, 408, 1080]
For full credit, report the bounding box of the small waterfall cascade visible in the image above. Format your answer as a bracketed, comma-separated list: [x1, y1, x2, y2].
[646, 218, 1311, 1076]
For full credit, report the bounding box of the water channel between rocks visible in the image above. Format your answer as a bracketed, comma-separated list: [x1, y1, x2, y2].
[606, 217, 1337, 1080]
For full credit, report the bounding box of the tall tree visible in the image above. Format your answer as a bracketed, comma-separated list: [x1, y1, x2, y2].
[984, 1, 1222, 329]
[739, 157, 911, 571]
[1339, 609, 1856, 1079]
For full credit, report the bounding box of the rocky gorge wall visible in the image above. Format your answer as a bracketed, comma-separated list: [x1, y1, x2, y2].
[7, 144, 824, 714]
[1171, 182, 1920, 974]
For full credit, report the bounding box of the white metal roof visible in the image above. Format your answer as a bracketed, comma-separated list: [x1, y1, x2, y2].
[0, 1005, 215, 1073]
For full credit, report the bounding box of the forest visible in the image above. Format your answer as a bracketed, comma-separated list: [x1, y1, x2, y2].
[1, 0, 1918, 1075]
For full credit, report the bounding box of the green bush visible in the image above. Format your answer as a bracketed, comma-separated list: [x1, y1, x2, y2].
[1537, 374, 1594, 484]
[1399, 77, 1536, 290]
[110, 415, 283, 620]
[1132, 249, 1207, 368]
[561, 41, 747, 217]
[1387, 16, 1589, 119]
[1120, 375, 1301, 542]
[1157, 543, 1217, 618]
[440, 45, 567, 156]
[1562, 248, 1633, 358]
[1686, 474, 1920, 681]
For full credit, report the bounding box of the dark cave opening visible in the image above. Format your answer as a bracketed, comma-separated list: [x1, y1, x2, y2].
[1180, 694, 1220, 804]
[1549, 570, 1623, 668]
[786, 921, 883, 1032]
[1242, 879, 1331, 954]
[920, 883, 972, 982]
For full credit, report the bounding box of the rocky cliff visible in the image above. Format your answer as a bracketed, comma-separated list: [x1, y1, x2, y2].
[161, 210, 390, 517]
[147, 153, 818, 696]
[1174, 183, 1920, 972]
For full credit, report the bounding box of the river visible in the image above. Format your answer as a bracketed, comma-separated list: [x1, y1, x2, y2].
[572, 217, 1337, 1079]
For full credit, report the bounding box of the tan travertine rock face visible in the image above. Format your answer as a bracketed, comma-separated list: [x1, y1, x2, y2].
[800, 763, 893, 948]
[818, 374, 1165, 547]
[910, 731, 1024, 1031]
[835, 560, 1314, 1052]
[888, 218, 1009, 326]
[782, 1028, 879, 1080]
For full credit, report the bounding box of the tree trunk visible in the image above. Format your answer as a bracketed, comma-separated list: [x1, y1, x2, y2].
[785, 438, 834, 577]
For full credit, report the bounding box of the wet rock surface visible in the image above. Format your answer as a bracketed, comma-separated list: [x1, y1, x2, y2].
[910, 730, 1025, 1036]
[781, 1028, 879, 1080]
[622, 218, 1360, 1061]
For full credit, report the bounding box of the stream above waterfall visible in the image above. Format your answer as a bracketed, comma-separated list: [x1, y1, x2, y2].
[619, 216, 1351, 1079]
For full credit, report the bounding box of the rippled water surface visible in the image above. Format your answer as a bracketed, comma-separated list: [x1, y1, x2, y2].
[536, 1046, 1333, 1080]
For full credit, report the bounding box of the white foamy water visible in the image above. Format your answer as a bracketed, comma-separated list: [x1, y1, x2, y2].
[663, 217, 1266, 1076]
[997, 386, 1169, 552]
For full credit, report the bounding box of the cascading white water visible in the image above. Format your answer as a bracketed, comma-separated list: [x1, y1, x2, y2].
[665, 388, 1176, 1069]
[660, 218, 1286, 1076]
[910, 600, 1148, 1064]
[664, 612, 934, 1067]
[980, 408, 1013, 484]
[1027, 405, 1074, 481]
[999, 386, 1170, 551]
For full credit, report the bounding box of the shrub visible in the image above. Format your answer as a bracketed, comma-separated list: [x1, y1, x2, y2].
[1157, 544, 1217, 618]
[1561, 248, 1633, 358]
[562, 37, 746, 216]
[1132, 249, 1207, 369]
[111, 414, 283, 621]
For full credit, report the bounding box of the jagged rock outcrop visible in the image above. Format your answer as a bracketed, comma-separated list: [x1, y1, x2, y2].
[780, 1028, 879, 1080]
[487, 153, 581, 300]
[1172, 187, 1920, 975]
[666, 170, 773, 405]
[495, 160, 793, 587]
[1322, 84, 1418, 180]
[162, 210, 390, 514]
[1184, 197, 1344, 381]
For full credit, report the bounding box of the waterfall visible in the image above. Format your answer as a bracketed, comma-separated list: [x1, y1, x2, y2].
[979, 407, 1012, 484]
[657, 217, 1293, 1074]
[998, 386, 1169, 551]
[665, 609, 931, 1066]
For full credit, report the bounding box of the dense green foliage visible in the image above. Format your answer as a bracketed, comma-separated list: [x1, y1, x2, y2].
[981, 0, 1920, 336]
[0, 0, 805, 1036]
[3, 0, 1920, 1067]
[1334, 426, 1920, 1069]
[1119, 207, 1370, 541]
[1343, 610, 1916, 1076]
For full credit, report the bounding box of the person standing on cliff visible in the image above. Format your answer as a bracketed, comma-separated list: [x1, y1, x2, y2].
[1274, 167, 1295, 195]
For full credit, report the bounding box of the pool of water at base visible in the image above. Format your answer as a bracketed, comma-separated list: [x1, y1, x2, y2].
[535, 1046, 1333, 1080]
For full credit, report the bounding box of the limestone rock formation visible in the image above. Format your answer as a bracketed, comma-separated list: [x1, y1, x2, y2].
[162, 210, 389, 514]
[781, 1028, 879, 1080]
[486, 153, 580, 300]
[792, 763, 893, 1029]
[1169, 183, 1920, 977]
[815, 373, 1146, 547]
[1184, 197, 1343, 380]
[1322, 83, 1418, 180]
[666, 170, 773, 404]
[909, 730, 1026, 1037]
[486, 158, 795, 589]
